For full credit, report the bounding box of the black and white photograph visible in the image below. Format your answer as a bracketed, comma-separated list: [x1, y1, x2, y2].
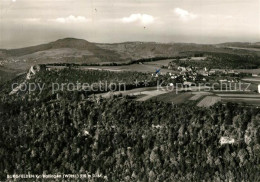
[0, 0, 260, 181]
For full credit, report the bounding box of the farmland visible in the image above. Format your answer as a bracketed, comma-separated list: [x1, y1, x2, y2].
[81, 62, 173, 75]
[197, 96, 221, 107]
[94, 85, 260, 107]
[150, 91, 193, 104]
[145, 59, 174, 67]
[237, 68, 260, 74]
[242, 77, 260, 82]
[189, 91, 213, 101]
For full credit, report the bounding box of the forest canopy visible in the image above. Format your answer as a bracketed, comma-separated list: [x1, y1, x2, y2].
[0, 98, 259, 181]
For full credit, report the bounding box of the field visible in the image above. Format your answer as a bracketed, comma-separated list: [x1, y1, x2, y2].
[197, 96, 221, 107]
[195, 92, 260, 106]
[236, 69, 260, 74]
[216, 94, 260, 98]
[145, 59, 173, 67]
[136, 90, 169, 101]
[19, 48, 93, 59]
[189, 91, 213, 101]
[93, 87, 162, 99]
[215, 93, 260, 106]
[93, 82, 260, 106]
[242, 78, 260, 82]
[227, 46, 260, 52]
[239, 78, 260, 92]
[150, 91, 193, 104]
[179, 57, 207, 61]
[94, 86, 175, 102]
[82, 63, 172, 74]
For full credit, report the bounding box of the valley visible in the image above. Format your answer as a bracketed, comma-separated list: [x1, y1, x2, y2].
[1, 38, 260, 181]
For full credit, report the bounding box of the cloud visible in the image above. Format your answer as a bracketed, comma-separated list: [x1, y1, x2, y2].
[25, 18, 41, 22]
[174, 8, 197, 21]
[53, 15, 90, 23]
[121, 14, 155, 25]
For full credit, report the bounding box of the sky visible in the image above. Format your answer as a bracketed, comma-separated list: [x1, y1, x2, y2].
[0, 0, 260, 48]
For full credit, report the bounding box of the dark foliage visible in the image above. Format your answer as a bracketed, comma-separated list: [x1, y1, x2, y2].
[0, 98, 259, 181]
[176, 52, 260, 69]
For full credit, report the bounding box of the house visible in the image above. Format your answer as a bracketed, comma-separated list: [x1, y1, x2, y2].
[202, 72, 209, 77]
[152, 124, 163, 129]
[178, 66, 187, 72]
[219, 79, 227, 82]
[228, 70, 235, 74]
[209, 70, 216, 75]
[186, 67, 192, 72]
[152, 73, 159, 77]
[220, 137, 235, 145]
[252, 74, 259, 77]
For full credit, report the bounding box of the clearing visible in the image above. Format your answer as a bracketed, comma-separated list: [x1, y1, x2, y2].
[197, 96, 221, 107]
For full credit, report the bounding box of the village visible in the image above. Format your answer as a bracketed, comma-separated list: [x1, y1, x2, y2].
[151, 61, 254, 91]
[4, 55, 260, 108]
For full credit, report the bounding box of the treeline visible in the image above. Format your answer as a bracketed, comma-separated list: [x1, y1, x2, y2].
[0, 98, 259, 181]
[39, 52, 260, 69]
[45, 56, 187, 67]
[176, 52, 260, 69]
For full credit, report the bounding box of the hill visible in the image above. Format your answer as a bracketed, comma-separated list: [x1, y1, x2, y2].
[2, 38, 260, 68]
[1, 38, 260, 84]
[5, 38, 120, 59]
[0, 38, 122, 69]
[218, 42, 260, 48]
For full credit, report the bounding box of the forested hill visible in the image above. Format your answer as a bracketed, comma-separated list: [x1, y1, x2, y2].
[0, 98, 259, 181]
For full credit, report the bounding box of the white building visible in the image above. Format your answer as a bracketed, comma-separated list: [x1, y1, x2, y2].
[183, 81, 193, 87]
[220, 137, 235, 145]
